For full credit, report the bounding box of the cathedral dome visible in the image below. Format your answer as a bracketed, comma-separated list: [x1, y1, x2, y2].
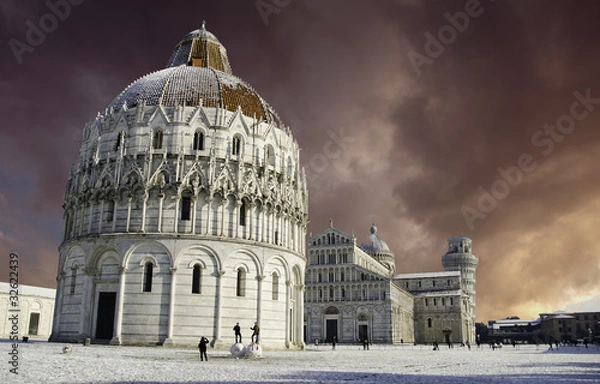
[107, 23, 283, 127]
[369, 225, 391, 253]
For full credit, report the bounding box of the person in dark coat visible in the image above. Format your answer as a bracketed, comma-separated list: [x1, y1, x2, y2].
[198, 336, 209, 361]
[250, 321, 260, 343]
[233, 322, 242, 343]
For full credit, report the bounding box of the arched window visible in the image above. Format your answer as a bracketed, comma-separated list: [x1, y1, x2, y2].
[340, 271, 345, 282]
[266, 145, 275, 166]
[106, 200, 115, 222]
[329, 287, 334, 299]
[70, 266, 77, 294]
[236, 268, 246, 297]
[153, 130, 163, 149]
[232, 136, 241, 156]
[428, 318, 433, 328]
[181, 194, 192, 221]
[272, 272, 279, 300]
[239, 200, 246, 226]
[115, 131, 124, 151]
[193, 131, 204, 150]
[192, 264, 202, 294]
[143, 262, 154, 292]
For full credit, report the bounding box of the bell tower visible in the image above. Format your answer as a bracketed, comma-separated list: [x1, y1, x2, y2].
[442, 236, 478, 342]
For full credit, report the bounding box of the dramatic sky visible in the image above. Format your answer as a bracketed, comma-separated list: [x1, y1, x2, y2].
[2, 0, 600, 322]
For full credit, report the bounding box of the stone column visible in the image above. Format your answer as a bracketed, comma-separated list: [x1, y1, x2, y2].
[174, 194, 181, 233]
[111, 199, 118, 232]
[163, 267, 177, 346]
[248, 202, 255, 240]
[205, 196, 212, 235]
[49, 272, 66, 341]
[157, 194, 164, 233]
[296, 283, 306, 348]
[141, 191, 148, 233]
[234, 200, 241, 238]
[80, 267, 97, 340]
[110, 267, 127, 345]
[98, 200, 104, 233]
[213, 270, 225, 347]
[191, 196, 198, 234]
[285, 279, 292, 347]
[256, 274, 265, 328]
[219, 198, 226, 236]
[126, 196, 132, 233]
[87, 202, 94, 234]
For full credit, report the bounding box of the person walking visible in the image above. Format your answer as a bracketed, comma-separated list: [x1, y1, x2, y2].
[250, 321, 260, 343]
[233, 322, 242, 343]
[332, 336, 336, 350]
[198, 336, 209, 361]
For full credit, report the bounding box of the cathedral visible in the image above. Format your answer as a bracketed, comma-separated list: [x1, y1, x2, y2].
[304, 223, 478, 345]
[50, 23, 308, 349]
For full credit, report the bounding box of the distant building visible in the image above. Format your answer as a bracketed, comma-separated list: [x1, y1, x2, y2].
[487, 317, 541, 344]
[487, 311, 600, 344]
[0, 283, 55, 340]
[539, 311, 600, 343]
[304, 222, 478, 344]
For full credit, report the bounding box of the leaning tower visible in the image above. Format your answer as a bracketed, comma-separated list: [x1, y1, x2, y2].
[442, 236, 478, 343]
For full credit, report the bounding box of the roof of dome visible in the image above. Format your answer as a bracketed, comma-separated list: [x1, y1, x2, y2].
[362, 224, 391, 253]
[107, 23, 284, 127]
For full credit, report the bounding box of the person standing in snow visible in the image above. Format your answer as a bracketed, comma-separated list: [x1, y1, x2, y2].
[250, 321, 260, 343]
[198, 336, 209, 361]
[233, 322, 242, 343]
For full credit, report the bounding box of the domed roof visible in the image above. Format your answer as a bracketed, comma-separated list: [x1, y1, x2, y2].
[107, 22, 284, 127]
[362, 224, 391, 253]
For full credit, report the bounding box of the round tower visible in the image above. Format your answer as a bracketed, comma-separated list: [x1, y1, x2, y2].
[51, 23, 308, 349]
[442, 236, 478, 342]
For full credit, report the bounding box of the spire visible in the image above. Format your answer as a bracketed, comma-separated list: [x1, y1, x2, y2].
[201, 20, 206, 31]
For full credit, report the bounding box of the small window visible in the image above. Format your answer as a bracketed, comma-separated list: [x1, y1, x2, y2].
[236, 268, 246, 297]
[106, 200, 115, 222]
[70, 267, 77, 294]
[272, 273, 279, 300]
[433, 280, 436, 287]
[434, 298, 437, 306]
[143, 262, 154, 292]
[425, 299, 428, 307]
[418, 281, 422, 288]
[28, 313, 40, 336]
[192, 264, 202, 294]
[181, 196, 191, 221]
[442, 298, 445, 306]
[115, 132, 124, 151]
[240, 201, 246, 226]
[428, 318, 433, 328]
[266, 145, 275, 166]
[153, 130, 163, 149]
[193, 131, 204, 150]
[232, 136, 241, 156]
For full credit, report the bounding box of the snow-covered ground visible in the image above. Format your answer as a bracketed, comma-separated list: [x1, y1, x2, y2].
[4, 341, 600, 384]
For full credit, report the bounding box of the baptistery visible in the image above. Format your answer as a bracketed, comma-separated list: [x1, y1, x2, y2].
[50, 23, 308, 348]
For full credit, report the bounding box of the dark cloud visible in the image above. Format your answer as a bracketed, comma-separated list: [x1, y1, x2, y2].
[1, 0, 600, 322]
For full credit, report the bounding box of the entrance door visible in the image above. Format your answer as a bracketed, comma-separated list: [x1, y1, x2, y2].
[326, 319, 338, 342]
[359, 325, 368, 341]
[95, 292, 116, 340]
